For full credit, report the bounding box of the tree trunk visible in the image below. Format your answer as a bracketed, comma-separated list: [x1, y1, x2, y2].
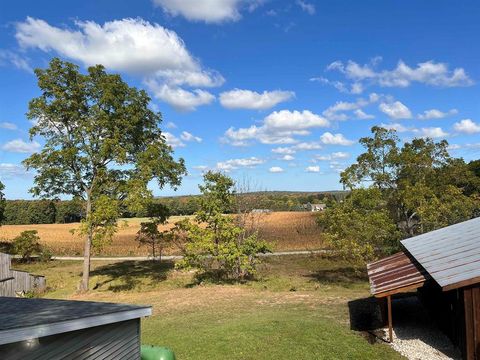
[80, 193, 93, 292]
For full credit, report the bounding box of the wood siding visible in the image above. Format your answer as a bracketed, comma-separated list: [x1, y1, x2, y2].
[0, 253, 46, 296]
[464, 285, 480, 360]
[0, 319, 141, 360]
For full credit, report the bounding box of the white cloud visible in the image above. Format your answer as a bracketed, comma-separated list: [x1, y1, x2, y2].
[272, 146, 295, 154]
[216, 157, 265, 171]
[329, 161, 345, 173]
[293, 142, 323, 151]
[0, 122, 18, 130]
[326, 59, 473, 88]
[305, 165, 320, 173]
[152, 0, 263, 23]
[379, 101, 412, 119]
[163, 132, 185, 148]
[0, 50, 32, 72]
[15, 17, 224, 111]
[296, 0, 315, 14]
[271, 142, 323, 155]
[223, 110, 329, 145]
[315, 152, 350, 161]
[310, 77, 349, 93]
[350, 82, 364, 94]
[322, 100, 366, 121]
[453, 119, 480, 134]
[180, 131, 202, 142]
[269, 166, 284, 173]
[418, 108, 458, 120]
[165, 121, 177, 129]
[2, 139, 40, 153]
[281, 155, 295, 161]
[193, 165, 208, 170]
[219, 89, 294, 110]
[380, 123, 411, 133]
[320, 132, 354, 146]
[146, 82, 215, 111]
[164, 130, 202, 147]
[0, 163, 29, 179]
[321, 95, 379, 121]
[354, 109, 375, 120]
[16, 17, 220, 83]
[419, 127, 448, 139]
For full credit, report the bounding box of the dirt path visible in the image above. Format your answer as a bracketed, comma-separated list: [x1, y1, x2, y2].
[50, 249, 329, 261]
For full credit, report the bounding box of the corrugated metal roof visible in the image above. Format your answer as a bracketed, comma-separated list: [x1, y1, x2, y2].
[367, 251, 430, 297]
[401, 216, 480, 291]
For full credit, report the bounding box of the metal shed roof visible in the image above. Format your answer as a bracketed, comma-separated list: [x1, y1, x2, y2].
[0, 297, 151, 345]
[401, 216, 480, 291]
[367, 251, 431, 297]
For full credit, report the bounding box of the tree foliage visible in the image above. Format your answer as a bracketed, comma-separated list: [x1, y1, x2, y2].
[136, 203, 170, 260]
[318, 188, 400, 265]
[23, 58, 186, 290]
[0, 181, 5, 226]
[175, 171, 271, 281]
[12, 230, 42, 261]
[321, 126, 480, 264]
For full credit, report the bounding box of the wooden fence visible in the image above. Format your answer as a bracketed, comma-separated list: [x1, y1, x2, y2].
[0, 253, 46, 296]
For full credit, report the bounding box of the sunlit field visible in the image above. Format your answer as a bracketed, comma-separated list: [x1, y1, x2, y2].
[0, 212, 323, 256]
[13, 255, 401, 360]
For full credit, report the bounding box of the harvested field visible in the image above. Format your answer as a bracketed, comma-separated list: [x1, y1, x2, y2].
[0, 211, 323, 256]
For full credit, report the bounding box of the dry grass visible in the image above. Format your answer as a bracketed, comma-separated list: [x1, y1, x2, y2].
[0, 211, 323, 256]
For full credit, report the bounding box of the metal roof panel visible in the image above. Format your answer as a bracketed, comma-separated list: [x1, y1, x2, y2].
[367, 251, 430, 297]
[401, 217, 480, 290]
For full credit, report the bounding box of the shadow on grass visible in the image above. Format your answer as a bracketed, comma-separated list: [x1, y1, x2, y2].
[185, 270, 254, 288]
[90, 260, 175, 292]
[305, 266, 367, 284]
[348, 296, 387, 344]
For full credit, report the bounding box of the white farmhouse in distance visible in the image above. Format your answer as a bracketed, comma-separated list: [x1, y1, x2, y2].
[304, 203, 326, 212]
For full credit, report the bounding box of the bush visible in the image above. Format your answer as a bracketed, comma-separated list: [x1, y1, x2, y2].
[174, 171, 271, 281]
[12, 230, 43, 261]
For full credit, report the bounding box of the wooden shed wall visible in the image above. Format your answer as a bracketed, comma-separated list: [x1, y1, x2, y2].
[419, 283, 480, 360]
[0, 319, 141, 360]
[463, 285, 480, 360]
[0, 253, 46, 296]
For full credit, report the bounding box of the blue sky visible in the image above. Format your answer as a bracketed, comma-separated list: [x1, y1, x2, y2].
[1, 0, 479, 199]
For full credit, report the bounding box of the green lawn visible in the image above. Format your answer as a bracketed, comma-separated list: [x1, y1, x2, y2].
[16, 255, 403, 360]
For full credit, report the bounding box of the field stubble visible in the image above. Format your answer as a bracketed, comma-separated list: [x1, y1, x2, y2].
[0, 211, 323, 256]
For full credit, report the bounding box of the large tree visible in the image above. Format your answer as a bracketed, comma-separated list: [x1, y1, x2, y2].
[24, 58, 186, 291]
[320, 126, 479, 264]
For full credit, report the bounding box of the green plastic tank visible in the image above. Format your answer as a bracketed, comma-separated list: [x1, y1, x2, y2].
[141, 345, 176, 360]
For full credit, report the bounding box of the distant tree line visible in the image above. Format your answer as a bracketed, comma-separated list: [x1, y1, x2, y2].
[3, 199, 85, 225]
[2, 191, 346, 225]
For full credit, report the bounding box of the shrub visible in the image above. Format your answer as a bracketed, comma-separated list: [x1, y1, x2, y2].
[12, 230, 43, 261]
[174, 171, 271, 281]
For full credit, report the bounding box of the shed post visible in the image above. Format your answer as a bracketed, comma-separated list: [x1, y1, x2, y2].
[387, 295, 393, 343]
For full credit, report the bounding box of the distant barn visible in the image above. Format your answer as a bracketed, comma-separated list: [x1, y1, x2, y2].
[0, 297, 151, 359]
[251, 209, 272, 214]
[304, 203, 326, 212]
[367, 217, 480, 360]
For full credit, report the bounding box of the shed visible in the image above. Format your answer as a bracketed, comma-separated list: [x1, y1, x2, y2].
[0, 297, 151, 360]
[367, 217, 480, 360]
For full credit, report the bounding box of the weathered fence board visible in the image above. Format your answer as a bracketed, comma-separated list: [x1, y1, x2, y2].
[0, 253, 46, 296]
